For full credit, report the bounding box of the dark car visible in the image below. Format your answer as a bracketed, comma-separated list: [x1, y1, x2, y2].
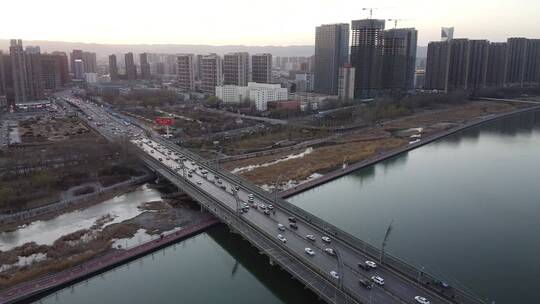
[288, 217, 297, 223]
[359, 278, 373, 289]
[289, 223, 298, 229]
[358, 262, 371, 271]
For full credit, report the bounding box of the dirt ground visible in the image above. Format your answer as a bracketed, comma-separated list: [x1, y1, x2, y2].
[223, 101, 524, 186]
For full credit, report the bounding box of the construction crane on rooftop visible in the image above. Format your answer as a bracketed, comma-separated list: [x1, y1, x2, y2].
[387, 18, 411, 29]
[362, 7, 379, 19]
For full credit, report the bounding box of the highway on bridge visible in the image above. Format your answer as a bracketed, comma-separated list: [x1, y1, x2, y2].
[63, 94, 484, 304]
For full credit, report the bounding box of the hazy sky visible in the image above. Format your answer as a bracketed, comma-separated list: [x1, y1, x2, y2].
[1, 0, 538, 46]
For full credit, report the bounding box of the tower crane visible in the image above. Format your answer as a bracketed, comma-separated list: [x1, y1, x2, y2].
[362, 7, 379, 19]
[387, 19, 410, 29]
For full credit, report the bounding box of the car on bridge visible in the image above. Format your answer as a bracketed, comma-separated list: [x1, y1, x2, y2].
[330, 271, 339, 280]
[371, 275, 385, 286]
[365, 260, 377, 269]
[306, 234, 316, 241]
[277, 224, 285, 231]
[324, 248, 335, 256]
[304, 248, 315, 256]
[277, 234, 287, 243]
[321, 236, 331, 243]
[414, 296, 431, 304]
[359, 278, 373, 289]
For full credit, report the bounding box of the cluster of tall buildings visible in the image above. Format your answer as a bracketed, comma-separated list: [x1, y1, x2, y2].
[174, 52, 274, 95]
[108, 52, 154, 82]
[69, 50, 97, 80]
[425, 28, 540, 92]
[0, 39, 70, 110]
[314, 19, 417, 99]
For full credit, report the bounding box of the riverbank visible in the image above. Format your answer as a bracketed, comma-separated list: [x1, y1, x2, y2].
[279, 103, 540, 198]
[0, 182, 215, 296]
[0, 216, 219, 304]
[0, 173, 154, 229]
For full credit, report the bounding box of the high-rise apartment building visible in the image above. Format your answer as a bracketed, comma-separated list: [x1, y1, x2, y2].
[0, 53, 13, 108]
[70, 50, 83, 74]
[200, 54, 223, 95]
[313, 23, 350, 95]
[82, 52, 97, 73]
[251, 53, 272, 83]
[425, 41, 451, 91]
[109, 54, 119, 81]
[177, 54, 195, 92]
[524, 39, 540, 85]
[40, 54, 62, 91]
[486, 43, 508, 87]
[52, 52, 70, 85]
[350, 19, 385, 98]
[25, 48, 44, 100]
[125, 52, 137, 81]
[10, 39, 28, 103]
[506, 38, 528, 86]
[223, 52, 249, 86]
[0, 51, 6, 99]
[467, 40, 489, 90]
[338, 65, 355, 100]
[73, 59, 85, 80]
[140, 53, 151, 80]
[381, 28, 418, 95]
[441, 27, 454, 42]
[447, 39, 470, 90]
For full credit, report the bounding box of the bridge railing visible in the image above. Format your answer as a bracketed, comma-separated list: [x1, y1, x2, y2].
[136, 149, 361, 304]
[149, 137, 486, 304]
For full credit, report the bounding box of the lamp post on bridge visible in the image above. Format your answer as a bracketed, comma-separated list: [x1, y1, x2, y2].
[273, 174, 283, 206]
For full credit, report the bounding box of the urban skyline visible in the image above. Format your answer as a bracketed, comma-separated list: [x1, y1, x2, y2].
[1, 0, 539, 46]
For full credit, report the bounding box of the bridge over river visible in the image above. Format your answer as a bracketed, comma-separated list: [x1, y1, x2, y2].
[68, 96, 486, 304]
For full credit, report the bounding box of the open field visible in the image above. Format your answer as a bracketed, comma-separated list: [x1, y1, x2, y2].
[223, 100, 524, 186]
[0, 116, 145, 212]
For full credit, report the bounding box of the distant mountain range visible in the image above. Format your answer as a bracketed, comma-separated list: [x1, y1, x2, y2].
[0, 39, 428, 60]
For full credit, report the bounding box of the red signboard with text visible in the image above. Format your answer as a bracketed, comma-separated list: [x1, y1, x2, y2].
[155, 117, 174, 126]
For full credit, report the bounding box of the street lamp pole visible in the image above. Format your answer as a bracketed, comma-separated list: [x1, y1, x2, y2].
[274, 174, 282, 206]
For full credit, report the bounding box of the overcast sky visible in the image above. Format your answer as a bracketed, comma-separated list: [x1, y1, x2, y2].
[1, 0, 538, 46]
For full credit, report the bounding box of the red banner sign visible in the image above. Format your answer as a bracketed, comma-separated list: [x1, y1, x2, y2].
[155, 117, 174, 126]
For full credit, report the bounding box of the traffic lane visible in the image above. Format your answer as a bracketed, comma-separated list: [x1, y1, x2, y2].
[141, 140, 389, 294]
[146, 147, 402, 304]
[137, 138, 442, 304]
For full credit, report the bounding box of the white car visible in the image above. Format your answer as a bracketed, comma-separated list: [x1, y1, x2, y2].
[371, 275, 385, 286]
[330, 271, 339, 279]
[306, 234, 316, 241]
[277, 234, 287, 243]
[277, 224, 286, 231]
[304, 248, 315, 256]
[414, 296, 430, 304]
[321, 236, 331, 243]
[365, 260, 377, 269]
[324, 248, 335, 256]
[196, 180, 202, 185]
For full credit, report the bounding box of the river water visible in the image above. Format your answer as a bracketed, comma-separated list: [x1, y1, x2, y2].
[0, 185, 161, 251]
[37, 109, 540, 304]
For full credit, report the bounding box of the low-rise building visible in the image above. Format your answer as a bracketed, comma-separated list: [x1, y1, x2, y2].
[215, 82, 288, 111]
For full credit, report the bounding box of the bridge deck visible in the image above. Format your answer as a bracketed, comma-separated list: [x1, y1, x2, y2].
[64, 94, 486, 304]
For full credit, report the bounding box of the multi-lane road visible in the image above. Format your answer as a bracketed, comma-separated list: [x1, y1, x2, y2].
[64, 94, 483, 304]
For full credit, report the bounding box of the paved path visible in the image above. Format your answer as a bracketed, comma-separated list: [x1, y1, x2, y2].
[0, 216, 219, 304]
